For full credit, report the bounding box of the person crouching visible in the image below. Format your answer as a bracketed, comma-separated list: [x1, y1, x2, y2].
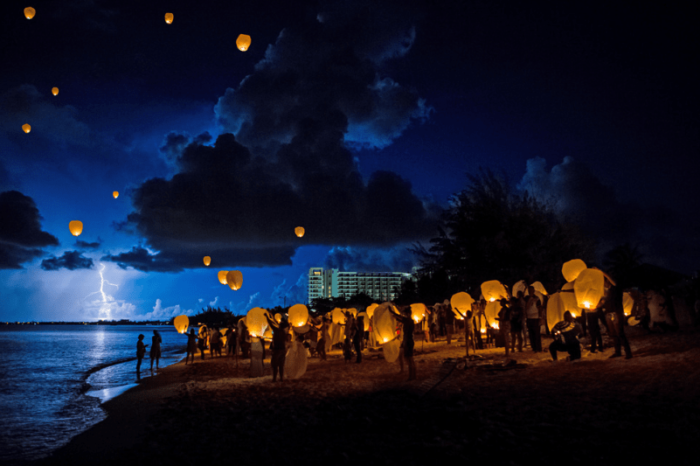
[550, 311, 582, 361]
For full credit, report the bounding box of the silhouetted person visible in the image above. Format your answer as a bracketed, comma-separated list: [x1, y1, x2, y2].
[266, 314, 289, 382]
[510, 296, 524, 352]
[225, 326, 237, 357]
[497, 298, 512, 356]
[549, 311, 582, 361]
[354, 315, 364, 363]
[586, 306, 604, 353]
[186, 328, 197, 364]
[136, 334, 148, 376]
[604, 286, 633, 359]
[390, 305, 416, 381]
[525, 286, 543, 352]
[197, 329, 207, 360]
[210, 327, 222, 358]
[150, 330, 162, 371]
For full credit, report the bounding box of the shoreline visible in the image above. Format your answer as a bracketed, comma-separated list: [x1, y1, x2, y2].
[33, 328, 700, 466]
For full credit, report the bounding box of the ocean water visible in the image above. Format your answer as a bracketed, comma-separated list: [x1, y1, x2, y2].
[0, 325, 186, 463]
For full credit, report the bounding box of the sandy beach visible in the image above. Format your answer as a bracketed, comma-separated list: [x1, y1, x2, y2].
[31, 327, 700, 466]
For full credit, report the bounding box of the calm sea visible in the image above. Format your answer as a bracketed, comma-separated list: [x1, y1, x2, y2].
[0, 325, 186, 463]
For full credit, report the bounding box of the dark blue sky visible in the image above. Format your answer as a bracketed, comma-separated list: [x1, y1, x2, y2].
[1, 0, 697, 321]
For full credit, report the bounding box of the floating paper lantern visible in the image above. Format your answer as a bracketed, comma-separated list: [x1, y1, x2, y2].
[410, 303, 427, 323]
[295, 226, 305, 238]
[22, 124, 31, 134]
[246, 307, 270, 338]
[366, 303, 379, 319]
[51, 87, 59, 96]
[531, 281, 548, 296]
[69, 220, 83, 236]
[546, 292, 566, 332]
[217, 270, 229, 285]
[112, 191, 119, 199]
[203, 256, 211, 266]
[288, 304, 309, 327]
[562, 259, 587, 283]
[357, 312, 370, 331]
[173, 315, 189, 334]
[450, 292, 474, 319]
[164, 13, 173, 24]
[236, 34, 251, 51]
[481, 280, 507, 302]
[372, 303, 397, 344]
[24, 7, 35, 20]
[226, 270, 243, 290]
[574, 268, 605, 309]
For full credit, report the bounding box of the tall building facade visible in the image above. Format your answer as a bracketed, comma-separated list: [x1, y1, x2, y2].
[308, 267, 411, 303]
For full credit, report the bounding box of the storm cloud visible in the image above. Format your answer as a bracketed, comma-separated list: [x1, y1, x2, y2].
[0, 190, 59, 269]
[41, 251, 94, 271]
[323, 245, 417, 272]
[112, 1, 438, 273]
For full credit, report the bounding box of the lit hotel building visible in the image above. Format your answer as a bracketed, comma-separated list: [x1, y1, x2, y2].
[308, 267, 411, 303]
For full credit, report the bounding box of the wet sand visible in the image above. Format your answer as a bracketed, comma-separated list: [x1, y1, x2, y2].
[34, 327, 700, 466]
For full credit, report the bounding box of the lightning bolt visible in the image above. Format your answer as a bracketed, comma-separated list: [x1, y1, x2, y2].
[84, 263, 119, 320]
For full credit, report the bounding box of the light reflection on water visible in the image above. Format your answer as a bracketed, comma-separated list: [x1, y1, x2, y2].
[0, 325, 185, 462]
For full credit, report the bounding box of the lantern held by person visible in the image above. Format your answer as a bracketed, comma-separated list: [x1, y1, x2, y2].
[573, 268, 605, 310]
[562, 259, 587, 283]
[481, 280, 507, 302]
[288, 304, 309, 327]
[246, 307, 270, 338]
[173, 315, 189, 334]
[450, 292, 474, 319]
[69, 220, 83, 236]
[366, 303, 379, 319]
[410, 303, 427, 323]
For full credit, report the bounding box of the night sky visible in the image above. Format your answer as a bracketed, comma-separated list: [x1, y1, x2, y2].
[1, 0, 697, 322]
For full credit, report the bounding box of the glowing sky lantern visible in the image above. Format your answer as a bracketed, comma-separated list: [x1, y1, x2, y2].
[484, 300, 500, 326]
[366, 303, 379, 319]
[531, 281, 548, 296]
[450, 292, 474, 319]
[69, 220, 83, 236]
[372, 303, 397, 344]
[246, 307, 270, 338]
[574, 268, 605, 310]
[22, 124, 31, 134]
[357, 311, 370, 331]
[288, 304, 309, 327]
[562, 259, 587, 283]
[546, 292, 566, 332]
[410, 303, 427, 323]
[295, 226, 305, 238]
[164, 13, 174, 24]
[217, 270, 229, 285]
[481, 280, 507, 302]
[347, 307, 358, 317]
[173, 315, 189, 334]
[226, 270, 243, 290]
[274, 313, 282, 324]
[203, 256, 211, 266]
[236, 34, 251, 51]
[560, 281, 582, 313]
[51, 87, 59, 96]
[24, 7, 36, 20]
[112, 191, 119, 199]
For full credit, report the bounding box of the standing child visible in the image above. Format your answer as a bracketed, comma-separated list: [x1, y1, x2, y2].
[136, 334, 148, 375]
